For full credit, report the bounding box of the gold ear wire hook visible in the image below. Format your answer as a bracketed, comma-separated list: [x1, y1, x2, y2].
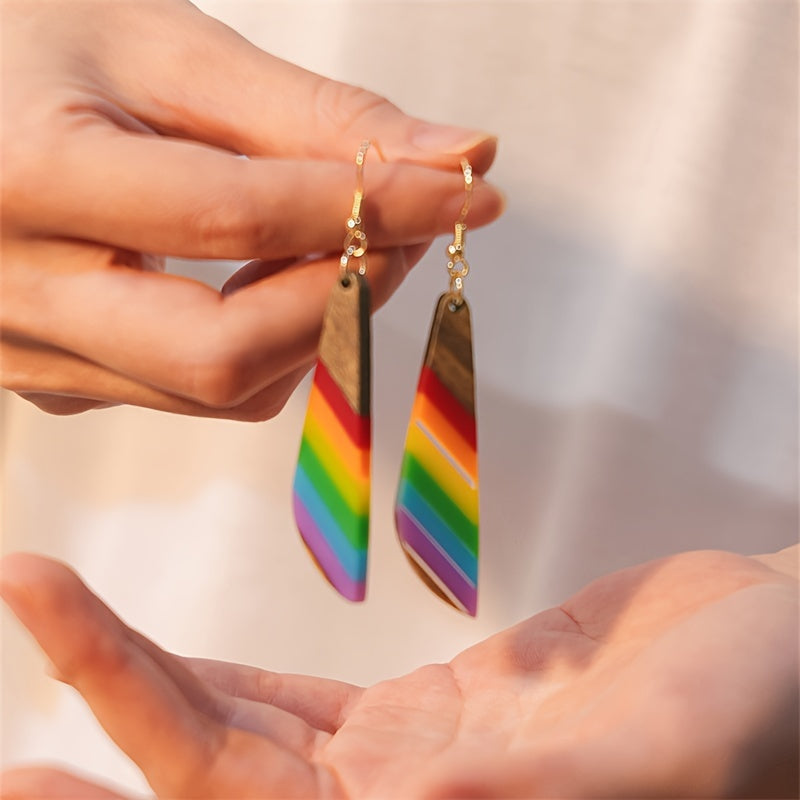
[350, 140, 369, 221]
[342, 140, 371, 277]
[457, 158, 473, 225]
[450, 159, 473, 256]
[446, 159, 473, 304]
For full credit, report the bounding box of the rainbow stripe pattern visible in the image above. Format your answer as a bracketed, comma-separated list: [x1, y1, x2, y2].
[293, 276, 370, 602]
[395, 295, 479, 615]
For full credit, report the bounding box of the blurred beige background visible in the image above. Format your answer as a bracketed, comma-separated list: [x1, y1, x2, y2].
[2, 0, 797, 792]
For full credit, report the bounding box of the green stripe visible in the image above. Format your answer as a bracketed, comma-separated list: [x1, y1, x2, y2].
[400, 452, 478, 553]
[302, 414, 368, 515]
[298, 436, 369, 549]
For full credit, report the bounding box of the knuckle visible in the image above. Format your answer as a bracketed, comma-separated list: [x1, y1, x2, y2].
[185, 179, 267, 256]
[185, 361, 243, 409]
[255, 668, 280, 703]
[183, 353, 300, 421]
[59, 625, 133, 687]
[313, 79, 397, 136]
[2, 96, 100, 226]
[181, 342, 254, 409]
[233, 381, 299, 422]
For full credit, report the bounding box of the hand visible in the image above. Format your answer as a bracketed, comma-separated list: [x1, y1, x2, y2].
[0, 0, 502, 420]
[2, 547, 796, 798]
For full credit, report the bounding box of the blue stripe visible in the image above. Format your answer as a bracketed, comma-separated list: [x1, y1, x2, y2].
[293, 465, 367, 583]
[397, 480, 477, 582]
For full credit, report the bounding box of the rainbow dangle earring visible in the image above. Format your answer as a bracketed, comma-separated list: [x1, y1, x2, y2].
[395, 160, 479, 616]
[293, 141, 372, 602]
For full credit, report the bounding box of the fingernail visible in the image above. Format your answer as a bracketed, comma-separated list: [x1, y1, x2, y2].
[412, 123, 496, 154]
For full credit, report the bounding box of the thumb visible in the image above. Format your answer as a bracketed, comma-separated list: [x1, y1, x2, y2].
[104, 1, 497, 172]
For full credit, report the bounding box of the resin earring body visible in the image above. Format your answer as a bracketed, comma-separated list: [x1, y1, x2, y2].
[395, 160, 480, 616]
[395, 293, 478, 615]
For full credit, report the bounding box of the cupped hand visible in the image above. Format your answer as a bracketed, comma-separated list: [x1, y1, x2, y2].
[1, 547, 796, 799]
[0, 0, 502, 419]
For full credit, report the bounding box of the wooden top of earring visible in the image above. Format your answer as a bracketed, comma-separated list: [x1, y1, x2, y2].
[318, 274, 371, 415]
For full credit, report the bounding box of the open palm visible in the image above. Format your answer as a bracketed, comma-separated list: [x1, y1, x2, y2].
[2, 547, 797, 799]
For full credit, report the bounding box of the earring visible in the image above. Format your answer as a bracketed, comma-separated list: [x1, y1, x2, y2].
[293, 141, 372, 602]
[395, 160, 479, 616]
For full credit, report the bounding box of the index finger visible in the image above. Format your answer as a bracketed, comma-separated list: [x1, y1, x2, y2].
[11, 122, 504, 258]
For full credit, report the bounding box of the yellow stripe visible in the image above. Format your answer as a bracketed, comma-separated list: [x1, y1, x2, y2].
[307, 383, 368, 476]
[404, 423, 478, 524]
[302, 411, 369, 515]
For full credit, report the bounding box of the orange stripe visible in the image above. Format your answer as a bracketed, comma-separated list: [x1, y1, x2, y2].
[410, 391, 477, 479]
[306, 383, 369, 482]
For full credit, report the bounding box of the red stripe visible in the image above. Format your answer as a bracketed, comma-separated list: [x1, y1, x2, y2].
[313, 360, 370, 449]
[417, 367, 476, 449]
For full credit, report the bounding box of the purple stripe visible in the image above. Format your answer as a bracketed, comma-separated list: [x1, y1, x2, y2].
[396, 507, 477, 616]
[293, 493, 366, 602]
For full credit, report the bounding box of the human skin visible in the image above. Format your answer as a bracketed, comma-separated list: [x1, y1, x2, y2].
[0, 0, 503, 420]
[1, 546, 796, 798]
